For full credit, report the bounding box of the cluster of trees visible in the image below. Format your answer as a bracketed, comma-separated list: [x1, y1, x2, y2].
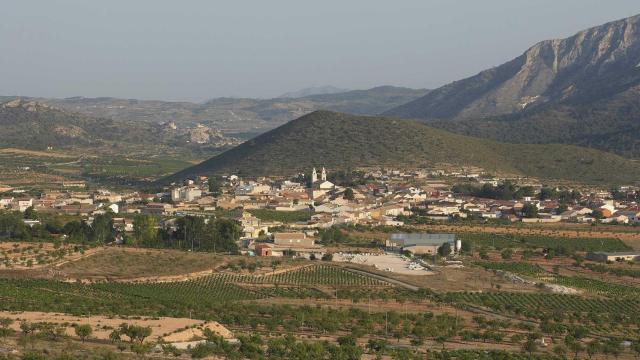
[0, 210, 115, 244]
[131, 214, 240, 253]
[318, 226, 353, 245]
[538, 187, 581, 202]
[452, 182, 534, 200]
[109, 323, 152, 343]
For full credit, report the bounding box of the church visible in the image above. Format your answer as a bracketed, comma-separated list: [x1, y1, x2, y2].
[307, 167, 335, 200]
[310, 167, 335, 190]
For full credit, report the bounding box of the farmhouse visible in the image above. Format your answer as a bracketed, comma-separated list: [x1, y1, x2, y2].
[586, 251, 640, 263]
[386, 233, 458, 255]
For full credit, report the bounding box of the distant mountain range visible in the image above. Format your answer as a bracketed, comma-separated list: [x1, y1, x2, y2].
[1, 86, 428, 138]
[0, 99, 239, 150]
[165, 111, 640, 185]
[278, 85, 349, 98]
[385, 14, 640, 158]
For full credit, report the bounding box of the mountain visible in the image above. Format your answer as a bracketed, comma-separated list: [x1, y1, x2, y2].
[0, 99, 239, 150]
[164, 111, 640, 185]
[278, 86, 349, 98]
[384, 14, 640, 157]
[3, 86, 428, 138]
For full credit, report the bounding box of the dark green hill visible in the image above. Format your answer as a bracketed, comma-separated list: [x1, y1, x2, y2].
[165, 111, 640, 185]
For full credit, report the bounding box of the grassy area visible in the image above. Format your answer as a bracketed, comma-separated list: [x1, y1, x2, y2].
[56, 248, 225, 280]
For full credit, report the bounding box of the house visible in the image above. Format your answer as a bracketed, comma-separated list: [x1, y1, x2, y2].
[59, 203, 97, 215]
[273, 232, 315, 247]
[255, 244, 273, 257]
[171, 186, 203, 202]
[143, 202, 174, 216]
[599, 203, 616, 218]
[386, 233, 458, 255]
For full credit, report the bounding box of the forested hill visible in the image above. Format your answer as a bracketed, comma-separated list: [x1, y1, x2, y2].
[164, 111, 640, 185]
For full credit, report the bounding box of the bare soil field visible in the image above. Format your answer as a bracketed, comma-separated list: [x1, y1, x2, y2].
[0, 311, 232, 342]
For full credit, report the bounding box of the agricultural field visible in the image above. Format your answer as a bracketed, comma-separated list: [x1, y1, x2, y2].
[1, 239, 640, 359]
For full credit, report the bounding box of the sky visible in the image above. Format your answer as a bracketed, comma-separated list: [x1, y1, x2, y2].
[1, 1, 639, 102]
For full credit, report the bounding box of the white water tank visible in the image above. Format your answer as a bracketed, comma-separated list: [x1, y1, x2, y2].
[455, 240, 462, 252]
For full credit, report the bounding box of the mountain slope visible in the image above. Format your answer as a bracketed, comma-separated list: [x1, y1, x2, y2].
[384, 14, 640, 157]
[164, 111, 640, 185]
[386, 14, 640, 120]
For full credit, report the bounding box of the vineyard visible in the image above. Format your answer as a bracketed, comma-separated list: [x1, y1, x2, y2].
[213, 265, 391, 287]
[0, 265, 393, 318]
[450, 291, 640, 322]
[476, 261, 640, 298]
[551, 276, 640, 298]
[458, 233, 630, 252]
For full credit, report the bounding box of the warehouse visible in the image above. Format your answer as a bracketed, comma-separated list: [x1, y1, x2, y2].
[386, 233, 459, 255]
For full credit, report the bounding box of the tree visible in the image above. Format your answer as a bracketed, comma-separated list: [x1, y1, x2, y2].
[591, 209, 604, 220]
[133, 215, 159, 247]
[460, 241, 472, 255]
[343, 188, 355, 201]
[522, 249, 534, 260]
[522, 339, 538, 355]
[539, 187, 558, 200]
[118, 323, 151, 343]
[0, 317, 13, 340]
[501, 248, 513, 260]
[521, 203, 538, 218]
[321, 253, 333, 261]
[90, 213, 115, 244]
[20, 321, 35, 336]
[586, 340, 601, 359]
[130, 342, 154, 358]
[23, 206, 38, 220]
[437, 243, 452, 257]
[74, 324, 92, 343]
[208, 176, 223, 196]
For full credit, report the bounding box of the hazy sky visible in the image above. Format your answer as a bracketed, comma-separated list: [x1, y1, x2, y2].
[1, 1, 639, 101]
